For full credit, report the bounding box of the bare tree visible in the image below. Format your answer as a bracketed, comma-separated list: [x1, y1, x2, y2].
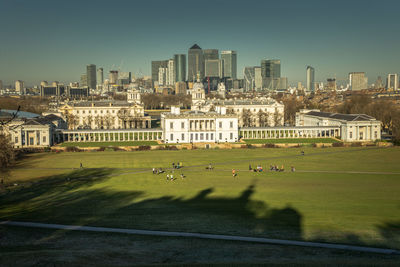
[117, 108, 130, 129]
[242, 109, 252, 127]
[257, 110, 267, 127]
[273, 109, 283, 126]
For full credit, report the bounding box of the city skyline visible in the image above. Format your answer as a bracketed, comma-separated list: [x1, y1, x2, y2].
[0, 0, 399, 86]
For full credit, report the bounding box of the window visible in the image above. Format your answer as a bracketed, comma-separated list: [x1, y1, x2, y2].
[195, 133, 198, 140]
[15, 136, 18, 143]
[181, 133, 185, 141]
[374, 131, 377, 138]
[101, 110, 103, 114]
[219, 121, 222, 128]
[181, 122, 185, 129]
[219, 133, 222, 140]
[230, 133, 233, 140]
[95, 110, 97, 114]
[112, 110, 115, 113]
[206, 133, 209, 140]
[349, 132, 353, 138]
[200, 133, 204, 140]
[82, 110, 85, 114]
[230, 121, 233, 128]
[89, 110, 91, 114]
[170, 133, 173, 140]
[77, 110, 80, 114]
[210, 133, 213, 140]
[170, 122, 174, 129]
[190, 133, 193, 141]
[43, 136, 46, 143]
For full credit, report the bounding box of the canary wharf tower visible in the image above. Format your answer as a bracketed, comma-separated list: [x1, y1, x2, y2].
[188, 44, 204, 82]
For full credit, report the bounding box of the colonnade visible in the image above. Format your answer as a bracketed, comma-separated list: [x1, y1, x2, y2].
[60, 129, 163, 142]
[240, 127, 340, 139]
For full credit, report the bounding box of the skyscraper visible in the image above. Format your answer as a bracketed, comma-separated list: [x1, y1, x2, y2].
[244, 67, 256, 91]
[109, 71, 118, 84]
[188, 44, 204, 82]
[151, 60, 168, 82]
[205, 59, 221, 78]
[97, 68, 104, 86]
[86, 64, 97, 89]
[349, 72, 368, 90]
[15, 80, 24, 94]
[203, 49, 219, 60]
[261, 59, 281, 78]
[168, 59, 175, 85]
[221, 50, 237, 79]
[174, 54, 186, 82]
[80, 74, 87, 87]
[387, 74, 398, 90]
[306, 66, 315, 91]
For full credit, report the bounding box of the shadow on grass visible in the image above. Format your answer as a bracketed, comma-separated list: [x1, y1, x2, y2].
[1, 170, 399, 250]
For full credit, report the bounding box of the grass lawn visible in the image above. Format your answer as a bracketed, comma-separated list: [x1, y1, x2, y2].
[60, 141, 159, 147]
[244, 138, 341, 144]
[1, 147, 399, 255]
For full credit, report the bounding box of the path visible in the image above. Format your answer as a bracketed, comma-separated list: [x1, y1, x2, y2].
[1, 221, 398, 255]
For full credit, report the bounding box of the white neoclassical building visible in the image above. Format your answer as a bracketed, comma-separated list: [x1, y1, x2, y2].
[190, 79, 284, 127]
[296, 109, 381, 142]
[161, 106, 239, 143]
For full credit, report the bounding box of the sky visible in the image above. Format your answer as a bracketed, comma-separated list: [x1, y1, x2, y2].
[0, 0, 399, 86]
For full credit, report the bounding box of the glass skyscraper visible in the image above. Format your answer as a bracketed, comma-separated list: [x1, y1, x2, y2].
[188, 44, 204, 82]
[221, 50, 237, 79]
[261, 59, 280, 78]
[306, 66, 315, 91]
[86, 64, 97, 89]
[174, 54, 186, 82]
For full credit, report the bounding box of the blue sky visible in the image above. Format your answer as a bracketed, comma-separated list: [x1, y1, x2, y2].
[0, 0, 399, 86]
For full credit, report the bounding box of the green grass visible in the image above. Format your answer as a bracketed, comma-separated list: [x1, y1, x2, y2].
[244, 138, 340, 144]
[1, 147, 400, 251]
[60, 141, 159, 147]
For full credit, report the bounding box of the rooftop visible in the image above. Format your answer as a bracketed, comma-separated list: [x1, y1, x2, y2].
[305, 111, 376, 122]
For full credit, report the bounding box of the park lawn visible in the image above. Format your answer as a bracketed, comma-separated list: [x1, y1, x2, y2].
[1, 147, 400, 250]
[60, 141, 159, 147]
[244, 138, 340, 144]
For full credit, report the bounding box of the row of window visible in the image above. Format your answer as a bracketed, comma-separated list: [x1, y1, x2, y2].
[76, 109, 116, 114]
[169, 121, 235, 129]
[169, 132, 234, 142]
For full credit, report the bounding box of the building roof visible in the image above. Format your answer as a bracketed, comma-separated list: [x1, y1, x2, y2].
[65, 100, 141, 108]
[189, 44, 201, 50]
[305, 111, 376, 122]
[163, 110, 237, 119]
[205, 98, 280, 106]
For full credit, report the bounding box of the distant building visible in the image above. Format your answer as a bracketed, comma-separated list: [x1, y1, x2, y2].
[68, 87, 89, 99]
[119, 72, 131, 85]
[349, 72, 368, 91]
[86, 64, 97, 89]
[375, 76, 383, 89]
[387, 74, 398, 90]
[296, 109, 381, 142]
[188, 44, 204, 82]
[175, 81, 187, 95]
[168, 59, 175, 86]
[15, 80, 24, 94]
[97, 68, 104, 85]
[326, 78, 337, 90]
[80, 74, 87, 87]
[261, 59, 280, 79]
[40, 84, 66, 98]
[109, 70, 118, 84]
[174, 54, 186, 82]
[151, 60, 168, 83]
[40, 81, 48, 87]
[306, 66, 315, 91]
[203, 49, 219, 60]
[221, 50, 237, 79]
[205, 59, 221, 78]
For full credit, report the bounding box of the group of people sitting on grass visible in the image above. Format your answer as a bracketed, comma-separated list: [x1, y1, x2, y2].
[270, 165, 285, 172]
[172, 162, 183, 169]
[152, 168, 165, 174]
[249, 164, 264, 172]
[206, 163, 214, 170]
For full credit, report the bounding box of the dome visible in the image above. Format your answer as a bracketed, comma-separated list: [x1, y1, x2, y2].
[193, 80, 204, 91]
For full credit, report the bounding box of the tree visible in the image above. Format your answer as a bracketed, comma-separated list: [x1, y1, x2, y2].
[104, 114, 114, 129]
[273, 109, 283, 126]
[257, 110, 267, 127]
[117, 108, 130, 129]
[66, 113, 78, 130]
[242, 109, 252, 127]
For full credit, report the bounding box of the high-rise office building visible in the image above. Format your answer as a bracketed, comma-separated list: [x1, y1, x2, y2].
[97, 68, 104, 85]
[205, 59, 221, 78]
[15, 80, 24, 94]
[119, 72, 132, 85]
[306, 66, 315, 91]
[158, 67, 168, 86]
[168, 59, 175, 85]
[349, 72, 368, 90]
[326, 78, 337, 90]
[203, 49, 219, 60]
[80, 74, 87, 87]
[261, 59, 281, 78]
[375, 76, 383, 89]
[221, 50, 237, 79]
[244, 67, 256, 91]
[151, 60, 168, 82]
[109, 71, 118, 84]
[188, 44, 204, 82]
[86, 64, 97, 89]
[387, 74, 398, 90]
[174, 54, 186, 82]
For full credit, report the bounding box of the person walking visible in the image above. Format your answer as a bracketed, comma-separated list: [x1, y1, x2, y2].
[232, 169, 236, 177]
